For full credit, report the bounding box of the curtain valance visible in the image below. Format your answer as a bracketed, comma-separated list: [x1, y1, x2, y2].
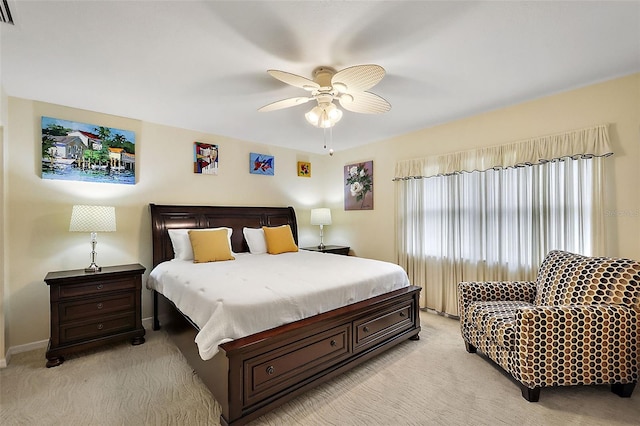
[393, 124, 612, 180]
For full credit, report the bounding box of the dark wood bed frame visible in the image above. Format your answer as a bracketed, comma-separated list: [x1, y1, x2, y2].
[150, 204, 421, 425]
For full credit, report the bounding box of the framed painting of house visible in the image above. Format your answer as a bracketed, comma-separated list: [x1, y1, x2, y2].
[344, 161, 373, 210]
[41, 116, 136, 185]
[250, 153, 274, 176]
[194, 142, 218, 175]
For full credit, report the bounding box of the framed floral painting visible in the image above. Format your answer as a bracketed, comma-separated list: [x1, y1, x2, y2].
[344, 161, 373, 210]
[297, 161, 311, 177]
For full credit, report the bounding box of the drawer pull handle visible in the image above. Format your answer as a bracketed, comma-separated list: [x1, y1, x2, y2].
[266, 366, 275, 375]
[97, 323, 104, 330]
[96, 284, 104, 290]
[330, 340, 337, 347]
[399, 312, 406, 317]
[363, 326, 369, 333]
[97, 303, 104, 310]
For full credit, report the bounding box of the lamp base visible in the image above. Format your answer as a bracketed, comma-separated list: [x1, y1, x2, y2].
[84, 263, 102, 273]
[85, 240, 101, 272]
[317, 243, 326, 250]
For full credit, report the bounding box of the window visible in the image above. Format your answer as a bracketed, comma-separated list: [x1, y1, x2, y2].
[394, 125, 610, 315]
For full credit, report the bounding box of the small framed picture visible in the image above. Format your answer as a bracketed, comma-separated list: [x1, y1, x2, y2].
[250, 152, 274, 175]
[344, 161, 373, 210]
[297, 161, 311, 177]
[194, 142, 218, 175]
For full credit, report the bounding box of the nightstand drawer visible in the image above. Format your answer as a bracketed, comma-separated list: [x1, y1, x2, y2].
[59, 292, 135, 322]
[59, 312, 136, 344]
[58, 277, 136, 299]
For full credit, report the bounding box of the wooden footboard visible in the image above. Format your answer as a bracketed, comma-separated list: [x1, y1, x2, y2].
[154, 285, 421, 425]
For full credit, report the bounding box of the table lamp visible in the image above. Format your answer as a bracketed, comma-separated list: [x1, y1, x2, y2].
[69, 205, 116, 272]
[310, 208, 332, 250]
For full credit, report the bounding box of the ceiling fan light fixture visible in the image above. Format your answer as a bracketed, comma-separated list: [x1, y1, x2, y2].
[304, 106, 321, 126]
[305, 102, 342, 128]
[260, 64, 388, 148]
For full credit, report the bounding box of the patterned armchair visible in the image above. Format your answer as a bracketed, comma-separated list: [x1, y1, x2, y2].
[458, 250, 640, 401]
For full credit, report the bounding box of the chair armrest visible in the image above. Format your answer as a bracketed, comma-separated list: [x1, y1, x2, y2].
[457, 281, 536, 323]
[514, 304, 639, 387]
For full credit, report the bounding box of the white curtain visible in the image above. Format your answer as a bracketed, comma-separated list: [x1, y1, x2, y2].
[394, 124, 612, 178]
[395, 125, 610, 316]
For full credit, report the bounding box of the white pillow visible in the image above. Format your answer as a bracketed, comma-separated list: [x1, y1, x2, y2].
[243, 227, 267, 254]
[168, 227, 233, 261]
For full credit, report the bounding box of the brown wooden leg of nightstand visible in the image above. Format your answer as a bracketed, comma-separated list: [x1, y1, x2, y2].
[131, 336, 145, 345]
[46, 356, 64, 368]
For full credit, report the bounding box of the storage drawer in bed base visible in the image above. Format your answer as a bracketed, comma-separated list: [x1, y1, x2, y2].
[154, 285, 421, 426]
[219, 285, 421, 425]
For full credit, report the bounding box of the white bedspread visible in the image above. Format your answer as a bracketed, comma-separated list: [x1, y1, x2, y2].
[147, 250, 410, 360]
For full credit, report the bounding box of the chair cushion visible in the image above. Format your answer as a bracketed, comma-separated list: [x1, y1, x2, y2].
[535, 250, 640, 308]
[468, 301, 534, 349]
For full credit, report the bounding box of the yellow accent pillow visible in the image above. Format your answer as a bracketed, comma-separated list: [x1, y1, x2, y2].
[262, 225, 298, 255]
[188, 229, 235, 263]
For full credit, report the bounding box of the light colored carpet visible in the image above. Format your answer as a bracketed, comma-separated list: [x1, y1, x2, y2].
[1, 311, 638, 425]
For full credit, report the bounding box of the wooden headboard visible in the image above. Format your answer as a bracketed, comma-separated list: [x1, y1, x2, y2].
[150, 204, 298, 267]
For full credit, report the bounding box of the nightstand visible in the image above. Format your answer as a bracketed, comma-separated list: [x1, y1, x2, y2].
[301, 245, 350, 256]
[44, 263, 146, 367]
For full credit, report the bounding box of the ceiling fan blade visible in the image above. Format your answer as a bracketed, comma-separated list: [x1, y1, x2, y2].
[267, 70, 320, 91]
[331, 64, 386, 93]
[258, 97, 312, 112]
[338, 91, 391, 114]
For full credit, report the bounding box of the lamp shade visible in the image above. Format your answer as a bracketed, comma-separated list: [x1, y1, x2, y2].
[69, 205, 116, 232]
[305, 103, 343, 128]
[310, 208, 332, 226]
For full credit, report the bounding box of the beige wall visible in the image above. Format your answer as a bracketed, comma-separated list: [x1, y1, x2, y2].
[1, 83, 7, 365]
[328, 73, 640, 263]
[1, 124, 5, 366]
[3, 73, 639, 356]
[4, 98, 328, 349]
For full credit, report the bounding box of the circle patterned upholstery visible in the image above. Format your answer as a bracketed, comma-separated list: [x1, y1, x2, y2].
[535, 250, 640, 309]
[458, 250, 640, 397]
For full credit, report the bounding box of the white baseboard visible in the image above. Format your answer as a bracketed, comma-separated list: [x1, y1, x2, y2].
[142, 316, 153, 331]
[1, 339, 49, 368]
[1, 319, 156, 369]
[9, 339, 49, 355]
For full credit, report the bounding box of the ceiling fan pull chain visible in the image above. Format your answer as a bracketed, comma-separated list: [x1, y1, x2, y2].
[329, 127, 334, 156]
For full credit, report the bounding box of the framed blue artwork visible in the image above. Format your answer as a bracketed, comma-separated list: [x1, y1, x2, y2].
[250, 153, 274, 176]
[41, 116, 136, 185]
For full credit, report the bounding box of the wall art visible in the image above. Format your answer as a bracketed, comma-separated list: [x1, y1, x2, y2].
[344, 161, 373, 210]
[250, 152, 274, 176]
[297, 161, 311, 177]
[194, 142, 218, 175]
[41, 116, 136, 185]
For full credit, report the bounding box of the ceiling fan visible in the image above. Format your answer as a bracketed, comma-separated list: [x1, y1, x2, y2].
[258, 64, 391, 128]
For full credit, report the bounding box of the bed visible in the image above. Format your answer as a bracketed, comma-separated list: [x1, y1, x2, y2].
[149, 204, 421, 426]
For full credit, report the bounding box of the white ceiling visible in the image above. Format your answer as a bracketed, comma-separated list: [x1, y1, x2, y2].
[2, 1, 639, 154]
